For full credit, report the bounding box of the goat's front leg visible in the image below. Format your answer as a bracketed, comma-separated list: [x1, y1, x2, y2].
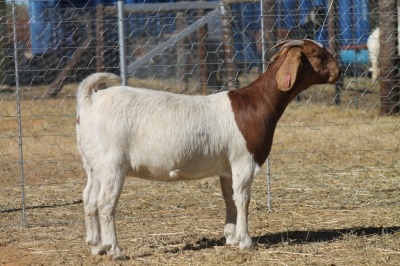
[231, 167, 256, 249]
[219, 176, 238, 245]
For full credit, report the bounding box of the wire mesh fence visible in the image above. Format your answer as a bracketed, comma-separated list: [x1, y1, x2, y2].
[0, 0, 399, 239]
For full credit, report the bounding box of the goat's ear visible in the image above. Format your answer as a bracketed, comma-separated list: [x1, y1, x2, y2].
[276, 48, 302, 91]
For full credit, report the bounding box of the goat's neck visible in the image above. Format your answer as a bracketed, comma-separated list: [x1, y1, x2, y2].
[227, 68, 308, 166]
[247, 69, 306, 121]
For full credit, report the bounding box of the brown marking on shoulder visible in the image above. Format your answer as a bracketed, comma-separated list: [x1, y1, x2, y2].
[76, 116, 80, 124]
[228, 80, 281, 166]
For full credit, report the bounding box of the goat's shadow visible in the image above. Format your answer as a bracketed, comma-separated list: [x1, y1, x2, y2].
[176, 226, 400, 252]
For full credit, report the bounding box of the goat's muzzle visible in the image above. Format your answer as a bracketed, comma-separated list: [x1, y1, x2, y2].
[328, 60, 341, 84]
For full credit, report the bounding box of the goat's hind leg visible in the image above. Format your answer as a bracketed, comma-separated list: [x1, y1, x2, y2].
[82, 159, 102, 254]
[96, 158, 127, 260]
[219, 176, 238, 245]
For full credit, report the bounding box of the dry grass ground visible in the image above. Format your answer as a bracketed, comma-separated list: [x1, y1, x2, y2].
[0, 75, 399, 265]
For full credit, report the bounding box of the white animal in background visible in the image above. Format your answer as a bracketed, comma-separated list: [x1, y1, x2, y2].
[367, 27, 380, 81]
[76, 39, 341, 260]
[367, 19, 400, 82]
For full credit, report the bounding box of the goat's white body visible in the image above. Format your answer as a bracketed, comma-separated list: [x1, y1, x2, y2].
[76, 74, 260, 258]
[78, 85, 258, 181]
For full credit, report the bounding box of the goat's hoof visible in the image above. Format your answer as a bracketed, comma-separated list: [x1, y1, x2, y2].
[225, 236, 240, 246]
[91, 244, 111, 255]
[86, 236, 100, 246]
[111, 253, 126, 260]
[91, 245, 105, 255]
[223, 223, 237, 244]
[109, 246, 126, 260]
[239, 236, 254, 250]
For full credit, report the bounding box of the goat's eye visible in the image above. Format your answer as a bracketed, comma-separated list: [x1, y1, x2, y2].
[312, 55, 321, 62]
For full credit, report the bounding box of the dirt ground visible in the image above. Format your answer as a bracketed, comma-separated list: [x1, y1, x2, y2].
[1, 174, 399, 265]
[1, 77, 399, 265]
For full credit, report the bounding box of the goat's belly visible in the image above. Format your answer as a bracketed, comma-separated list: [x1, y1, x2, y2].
[127, 161, 231, 181]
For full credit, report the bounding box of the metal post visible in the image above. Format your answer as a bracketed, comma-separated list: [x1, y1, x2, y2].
[118, 0, 127, 86]
[260, 1, 267, 72]
[260, 0, 272, 212]
[266, 157, 271, 211]
[12, 0, 26, 227]
[260, 0, 272, 211]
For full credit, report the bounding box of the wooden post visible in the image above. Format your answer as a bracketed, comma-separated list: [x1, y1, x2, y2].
[379, 0, 399, 114]
[96, 4, 105, 72]
[197, 9, 208, 95]
[327, 0, 338, 56]
[0, 1, 8, 87]
[176, 11, 189, 91]
[262, 0, 275, 64]
[276, 1, 289, 40]
[221, 3, 237, 90]
[328, 0, 341, 105]
[48, 20, 93, 97]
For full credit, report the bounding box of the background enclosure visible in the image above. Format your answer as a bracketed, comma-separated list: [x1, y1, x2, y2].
[0, 0, 399, 264]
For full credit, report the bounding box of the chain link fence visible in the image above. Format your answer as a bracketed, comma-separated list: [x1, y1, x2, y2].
[0, 0, 399, 231]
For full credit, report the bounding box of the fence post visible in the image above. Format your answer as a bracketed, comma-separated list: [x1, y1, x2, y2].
[328, 0, 341, 105]
[118, 0, 127, 86]
[260, 0, 274, 211]
[379, 0, 399, 114]
[11, 0, 26, 227]
[96, 4, 105, 72]
[0, 1, 8, 89]
[261, 0, 275, 65]
[176, 12, 189, 91]
[197, 9, 208, 95]
[221, 2, 237, 90]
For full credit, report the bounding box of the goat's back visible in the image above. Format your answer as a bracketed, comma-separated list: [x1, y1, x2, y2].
[76, 86, 248, 181]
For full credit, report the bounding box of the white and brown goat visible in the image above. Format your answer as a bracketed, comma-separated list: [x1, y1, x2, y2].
[76, 39, 341, 259]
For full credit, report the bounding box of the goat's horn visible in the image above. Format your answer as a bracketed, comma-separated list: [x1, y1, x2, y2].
[271, 40, 305, 51]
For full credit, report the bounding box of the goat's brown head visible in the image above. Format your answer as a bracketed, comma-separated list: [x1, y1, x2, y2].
[270, 39, 341, 92]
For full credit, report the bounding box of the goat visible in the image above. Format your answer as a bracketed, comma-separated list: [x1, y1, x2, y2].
[367, 24, 400, 82]
[367, 27, 380, 82]
[76, 39, 341, 260]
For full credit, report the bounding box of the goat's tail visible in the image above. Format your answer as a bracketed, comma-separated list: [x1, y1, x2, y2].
[76, 72, 122, 110]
